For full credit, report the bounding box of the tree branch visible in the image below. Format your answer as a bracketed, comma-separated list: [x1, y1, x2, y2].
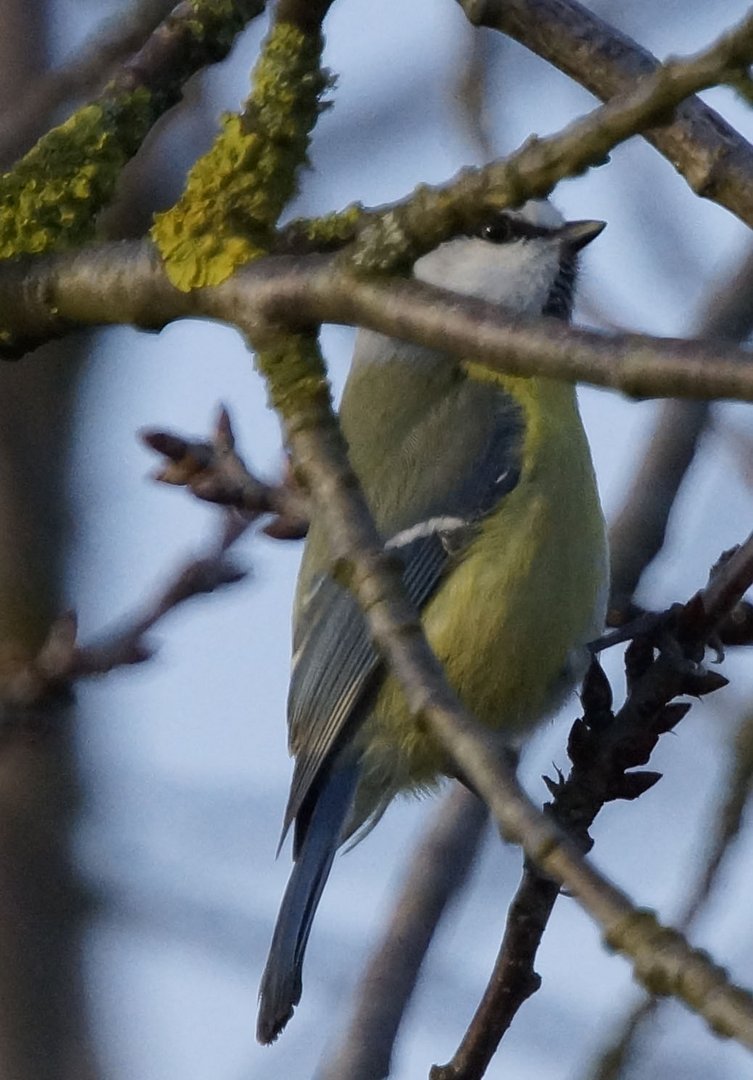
[0, 0, 176, 169]
[323, 4, 753, 271]
[3, 242, 753, 404]
[0, 511, 250, 709]
[458, 0, 753, 229]
[428, 528, 753, 1079]
[142, 406, 309, 539]
[609, 244, 753, 617]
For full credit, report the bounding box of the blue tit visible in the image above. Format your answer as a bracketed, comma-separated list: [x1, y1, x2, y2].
[257, 199, 608, 1043]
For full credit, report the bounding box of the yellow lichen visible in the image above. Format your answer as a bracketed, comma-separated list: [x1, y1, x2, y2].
[254, 333, 331, 421]
[152, 21, 331, 291]
[0, 90, 155, 259]
[282, 204, 364, 250]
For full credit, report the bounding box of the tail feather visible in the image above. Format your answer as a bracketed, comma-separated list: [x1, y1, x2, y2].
[257, 763, 358, 1044]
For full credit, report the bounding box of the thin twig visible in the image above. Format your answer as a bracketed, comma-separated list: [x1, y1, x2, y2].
[428, 543, 745, 1080]
[142, 406, 310, 540]
[0, 512, 250, 709]
[345, 5, 753, 270]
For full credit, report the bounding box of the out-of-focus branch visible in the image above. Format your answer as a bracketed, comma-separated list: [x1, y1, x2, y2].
[609, 245, 753, 618]
[316, 786, 488, 1080]
[458, 0, 753, 230]
[608, 398, 711, 622]
[0, 0, 175, 169]
[142, 406, 310, 539]
[0, 511, 250, 710]
[584, 702, 753, 1080]
[0, 2, 48, 172]
[0, 402, 314, 710]
[575, 247, 753, 1078]
[453, 26, 496, 162]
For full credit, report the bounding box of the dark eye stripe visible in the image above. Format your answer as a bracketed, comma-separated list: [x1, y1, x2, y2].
[474, 215, 554, 244]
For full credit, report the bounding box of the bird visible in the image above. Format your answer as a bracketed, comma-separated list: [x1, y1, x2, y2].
[257, 199, 609, 1044]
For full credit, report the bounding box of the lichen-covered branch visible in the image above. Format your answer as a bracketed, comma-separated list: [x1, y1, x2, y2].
[458, 0, 753, 230]
[0, 0, 265, 259]
[151, 3, 333, 290]
[0, 0, 175, 168]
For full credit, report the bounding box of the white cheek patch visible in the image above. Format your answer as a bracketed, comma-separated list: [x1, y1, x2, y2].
[413, 237, 560, 314]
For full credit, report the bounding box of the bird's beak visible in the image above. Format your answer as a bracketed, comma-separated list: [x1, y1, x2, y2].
[559, 219, 606, 253]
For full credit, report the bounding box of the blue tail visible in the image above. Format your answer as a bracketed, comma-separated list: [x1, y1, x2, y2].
[257, 763, 359, 1044]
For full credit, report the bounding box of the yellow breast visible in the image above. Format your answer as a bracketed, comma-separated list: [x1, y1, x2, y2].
[352, 373, 608, 826]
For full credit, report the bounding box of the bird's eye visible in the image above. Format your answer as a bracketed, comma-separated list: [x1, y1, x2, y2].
[478, 217, 516, 244]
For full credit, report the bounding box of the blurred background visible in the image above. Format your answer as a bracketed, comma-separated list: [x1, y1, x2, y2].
[2, 0, 753, 1077]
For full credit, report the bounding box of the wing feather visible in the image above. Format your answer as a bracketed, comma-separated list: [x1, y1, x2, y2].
[281, 383, 525, 850]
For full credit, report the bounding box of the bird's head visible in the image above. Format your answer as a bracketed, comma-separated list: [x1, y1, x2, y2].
[412, 200, 605, 320]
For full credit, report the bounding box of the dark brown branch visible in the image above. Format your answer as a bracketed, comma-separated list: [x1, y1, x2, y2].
[142, 406, 309, 539]
[245, 331, 753, 1063]
[429, 533, 753, 1079]
[458, 0, 753, 230]
[429, 860, 558, 1080]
